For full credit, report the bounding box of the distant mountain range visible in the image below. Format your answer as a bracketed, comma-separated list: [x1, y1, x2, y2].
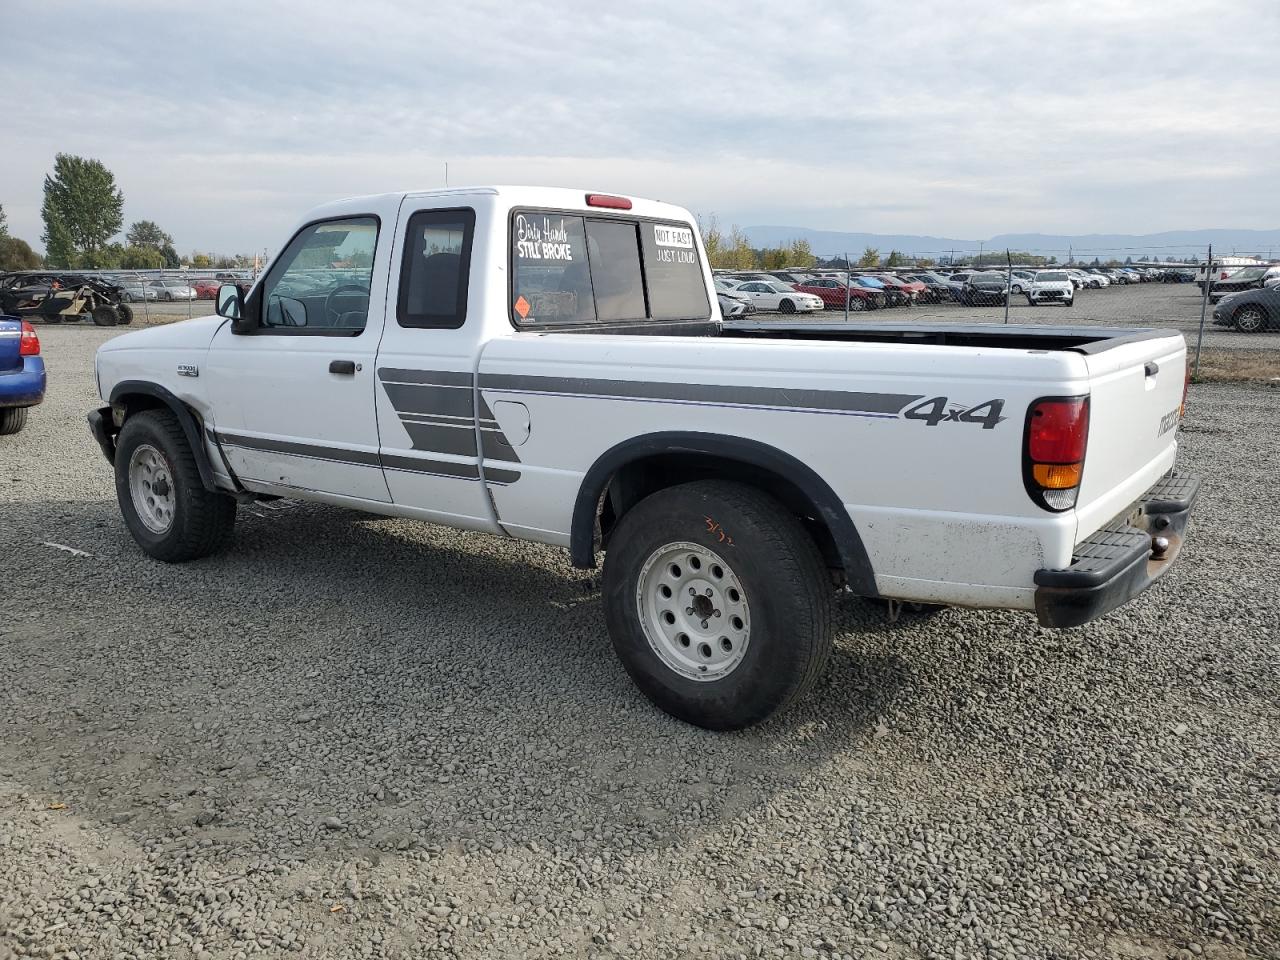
[742, 226, 1280, 261]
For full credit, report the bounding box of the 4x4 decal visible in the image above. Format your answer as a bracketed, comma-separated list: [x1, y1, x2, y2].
[900, 397, 1006, 429]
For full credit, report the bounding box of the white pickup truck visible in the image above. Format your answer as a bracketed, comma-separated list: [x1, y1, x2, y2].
[89, 186, 1199, 729]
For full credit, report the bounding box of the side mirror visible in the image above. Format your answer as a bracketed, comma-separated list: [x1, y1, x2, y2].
[217, 284, 255, 334]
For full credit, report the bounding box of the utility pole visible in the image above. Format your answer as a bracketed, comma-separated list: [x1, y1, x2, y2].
[978, 241, 985, 266]
[1194, 243, 1211, 379]
[444, 161, 449, 186]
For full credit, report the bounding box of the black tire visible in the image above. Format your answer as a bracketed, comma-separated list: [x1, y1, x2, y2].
[0, 406, 29, 435]
[849, 296, 866, 312]
[117, 304, 134, 325]
[1065, 297, 1074, 307]
[114, 409, 237, 562]
[779, 299, 796, 314]
[1027, 295, 1035, 306]
[602, 480, 834, 730]
[91, 305, 119, 327]
[1234, 305, 1267, 333]
[162, 291, 173, 302]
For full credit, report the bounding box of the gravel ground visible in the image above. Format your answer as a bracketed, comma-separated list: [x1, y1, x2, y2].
[1, 327, 1277, 960]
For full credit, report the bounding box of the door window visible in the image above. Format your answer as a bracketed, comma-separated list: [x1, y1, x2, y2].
[259, 217, 379, 335]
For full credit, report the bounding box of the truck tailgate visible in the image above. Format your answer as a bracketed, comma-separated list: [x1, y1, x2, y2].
[1074, 333, 1187, 541]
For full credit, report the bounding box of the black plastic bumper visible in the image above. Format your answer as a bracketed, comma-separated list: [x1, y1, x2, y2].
[1034, 472, 1199, 628]
[88, 406, 117, 464]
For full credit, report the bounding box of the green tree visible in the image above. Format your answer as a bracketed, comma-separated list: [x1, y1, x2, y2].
[857, 246, 880, 268]
[699, 214, 726, 268]
[41, 154, 124, 267]
[727, 226, 756, 270]
[788, 238, 816, 268]
[120, 245, 166, 269]
[885, 249, 904, 267]
[0, 236, 43, 270]
[0, 202, 7, 237]
[917, 257, 935, 267]
[126, 219, 173, 250]
[759, 247, 788, 270]
[191, 253, 212, 268]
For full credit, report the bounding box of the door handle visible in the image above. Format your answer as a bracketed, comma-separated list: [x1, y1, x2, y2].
[1144, 361, 1159, 377]
[329, 360, 357, 375]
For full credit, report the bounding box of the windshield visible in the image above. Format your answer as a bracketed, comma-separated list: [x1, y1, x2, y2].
[1036, 271, 1069, 281]
[1228, 267, 1267, 281]
[855, 277, 885, 288]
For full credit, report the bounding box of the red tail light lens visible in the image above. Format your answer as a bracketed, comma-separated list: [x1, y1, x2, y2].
[1024, 396, 1089, 512]
[18, 320, 40, 356]
[585, 193, 632, 210]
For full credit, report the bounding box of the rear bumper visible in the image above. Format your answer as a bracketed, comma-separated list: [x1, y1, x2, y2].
[1034, 472, 1199, 628]
[0, 358, 46, 407]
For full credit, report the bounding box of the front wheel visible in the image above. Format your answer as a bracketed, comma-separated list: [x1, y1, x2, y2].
[1065, 297, 1074, 307]
[1234, 305, 1267, 333]
[779, 299, 796, 314]
[848, 296, 866, 312]
[602, 481, 833, 730]
[0, 407, 29, 435]
[114, 409, 237, 562]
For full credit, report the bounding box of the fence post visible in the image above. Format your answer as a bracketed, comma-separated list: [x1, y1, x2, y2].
[843, 252, 851, 322]
[1194, 243, 1210, 379]
[1004, 249, 1012, 324]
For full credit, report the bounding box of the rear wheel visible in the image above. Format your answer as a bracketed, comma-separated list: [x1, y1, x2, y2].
[779, 298, 796, 314]
[91, 305, 119, 326]
[117, 304, 134, 325]
[114, 409, 237, 562]
[0, 407, 29, 435]
[602, 480, 833, 730]
[1234, 305, 1267, 333]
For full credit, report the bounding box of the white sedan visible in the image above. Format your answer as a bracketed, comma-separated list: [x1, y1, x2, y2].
[732, 280, 824, 314]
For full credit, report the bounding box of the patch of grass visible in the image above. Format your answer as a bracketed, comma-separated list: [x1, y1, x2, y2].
[1191, 349, 1280, 384]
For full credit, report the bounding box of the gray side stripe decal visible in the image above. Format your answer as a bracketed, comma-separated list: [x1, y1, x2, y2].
[383, 383, 474, 419]
[476, 373, 921, 418]
[381, 454, 480, 480]
[217, 432, 381, 467]
[402, 421, 477, 457]
[378, 367, 472, 387]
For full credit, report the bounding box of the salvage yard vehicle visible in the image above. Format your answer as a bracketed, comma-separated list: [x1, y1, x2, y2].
[0, 316, 45, 434]
[792, 277, 884, 311]
[1207, 265, 1280, 303]
[88, 186, 1199, 730]
[0, 272, 134, 326]
[1026, 270, 1076, 306]
[732, 279, 824, 313]
[959, 271, 1010, 305]
[1212, 285, 1279, 333]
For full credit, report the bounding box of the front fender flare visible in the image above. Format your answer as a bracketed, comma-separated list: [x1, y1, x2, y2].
[108, 380, 219, 493]
[569, 431, 878, 596]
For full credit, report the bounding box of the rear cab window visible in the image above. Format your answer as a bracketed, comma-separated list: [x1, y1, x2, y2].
[510, 209, 709, 327]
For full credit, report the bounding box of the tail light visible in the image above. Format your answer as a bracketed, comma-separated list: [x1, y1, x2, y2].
[18, 320, 40, 356]
[1023, 396, 1089, 512]
[585, 193, 632, 210]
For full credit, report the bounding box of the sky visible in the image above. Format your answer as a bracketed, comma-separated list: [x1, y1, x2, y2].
[1, 0, 1277, 256]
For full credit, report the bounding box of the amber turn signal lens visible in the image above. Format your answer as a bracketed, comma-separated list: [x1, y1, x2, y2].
[1032, 463, 1082, 489]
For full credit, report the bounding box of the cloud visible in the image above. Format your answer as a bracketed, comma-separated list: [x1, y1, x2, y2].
[1, 0, 1277, 253]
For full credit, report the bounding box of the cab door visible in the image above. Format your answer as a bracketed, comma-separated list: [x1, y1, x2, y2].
[372, 197, 500, 532]
[204, 209, 393, 502]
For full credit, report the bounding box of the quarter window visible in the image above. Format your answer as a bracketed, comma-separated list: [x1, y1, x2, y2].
[397, 208, 476, 329]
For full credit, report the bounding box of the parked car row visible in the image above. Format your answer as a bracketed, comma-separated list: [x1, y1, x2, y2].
[0, 272, 135, 326]
[709, 263, 1263, 316]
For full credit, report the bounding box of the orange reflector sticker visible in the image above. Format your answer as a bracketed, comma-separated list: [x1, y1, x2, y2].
[1032, 463, 1082, 489]
[514, 295, 530, 319]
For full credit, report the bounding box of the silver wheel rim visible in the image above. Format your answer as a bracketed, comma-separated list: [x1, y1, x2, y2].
[128, 443, 176, 534]
[636, 541, 750, 682]
[1237, 308, 1262, 331]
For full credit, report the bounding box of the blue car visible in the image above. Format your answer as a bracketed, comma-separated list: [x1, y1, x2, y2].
[0, 315, 46, 434]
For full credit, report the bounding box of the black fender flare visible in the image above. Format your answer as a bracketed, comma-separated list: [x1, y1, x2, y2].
[108, 380, 219, 492]
[569, 431, 878, 596]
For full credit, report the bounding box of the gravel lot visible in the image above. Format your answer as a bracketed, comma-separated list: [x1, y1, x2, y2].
[1, 327, 1277, 960]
